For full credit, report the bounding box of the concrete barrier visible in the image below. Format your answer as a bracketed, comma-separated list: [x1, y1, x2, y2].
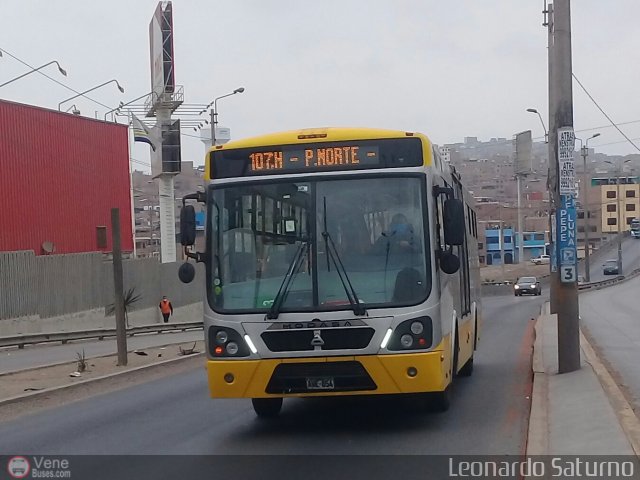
[0, 302, 203, 336]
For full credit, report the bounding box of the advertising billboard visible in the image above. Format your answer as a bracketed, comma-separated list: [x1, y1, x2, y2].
[514, 130, 532, 175]
[149, 1, 175, 103]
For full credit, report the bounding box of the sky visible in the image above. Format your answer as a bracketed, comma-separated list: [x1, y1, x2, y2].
[2, 0, 640, 171]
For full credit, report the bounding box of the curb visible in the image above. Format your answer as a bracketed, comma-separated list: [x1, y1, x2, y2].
[526, 311, 549, 455]
[527, 309, 640, 457]
[0, 352, 205, 408]
[580, 328, 640, 456]
[0, 335, 204, 377]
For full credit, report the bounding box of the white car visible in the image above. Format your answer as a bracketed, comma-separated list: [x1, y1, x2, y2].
[531, 254, 550, 265]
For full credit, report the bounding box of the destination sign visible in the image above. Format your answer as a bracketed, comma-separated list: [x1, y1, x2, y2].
[249, 145, 377, 173]
[210, 138, 423, 179]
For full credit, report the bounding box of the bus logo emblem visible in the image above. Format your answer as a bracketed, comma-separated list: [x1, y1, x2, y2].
[311, 330, 324, 348]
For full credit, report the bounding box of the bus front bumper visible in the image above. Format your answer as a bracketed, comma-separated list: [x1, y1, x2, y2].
[206, 351, 450, 399]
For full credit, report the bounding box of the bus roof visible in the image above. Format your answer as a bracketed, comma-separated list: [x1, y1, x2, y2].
[208, 127, 432, 153]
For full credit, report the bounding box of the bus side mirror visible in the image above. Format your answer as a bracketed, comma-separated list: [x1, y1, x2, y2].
[440, 249, 460, 274]
[443, 198, 465, 246]
[178, 262, 196, 283]
[180, 205, 197, 247]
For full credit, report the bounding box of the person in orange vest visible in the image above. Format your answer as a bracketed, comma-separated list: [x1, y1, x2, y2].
[159, 296, 173, 323]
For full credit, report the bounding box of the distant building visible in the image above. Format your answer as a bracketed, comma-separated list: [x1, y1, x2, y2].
[132, 161, 205, 258]
[438, 146, 451, 164]
[594, 176, 640, 235]
[484, 228, 515, 266]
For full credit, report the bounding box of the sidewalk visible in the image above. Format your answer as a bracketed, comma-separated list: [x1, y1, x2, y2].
[527, 304, 640, 455]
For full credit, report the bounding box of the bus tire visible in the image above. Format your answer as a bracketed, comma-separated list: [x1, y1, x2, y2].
[458, 355, 474, 377]
[252, 398, 283, 418]
[428, 388, 451, 413]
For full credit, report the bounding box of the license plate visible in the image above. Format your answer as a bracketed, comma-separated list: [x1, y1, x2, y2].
[306, 376, 335, 390]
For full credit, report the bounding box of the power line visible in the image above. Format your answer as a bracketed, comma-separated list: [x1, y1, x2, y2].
[0, 47, 114, 111]
[572, 72, 640, 154]
[593, 137, 640, 149]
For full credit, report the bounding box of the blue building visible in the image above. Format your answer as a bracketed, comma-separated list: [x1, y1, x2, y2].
[484, 228, 515, 265]
[484, 228, 547, 265]
[515, 231, 548, 261]
[195, 211, 206, 231]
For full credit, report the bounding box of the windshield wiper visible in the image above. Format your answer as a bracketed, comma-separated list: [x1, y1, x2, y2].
[266, 239, 309, 320]
[322, 197, 367, 316]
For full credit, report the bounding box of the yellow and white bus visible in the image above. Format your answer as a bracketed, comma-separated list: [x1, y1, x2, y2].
[179, 127, 481, 417]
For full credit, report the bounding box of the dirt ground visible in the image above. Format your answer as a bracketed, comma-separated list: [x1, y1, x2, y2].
[0, 341, 205, 400]
[481, 262, 550, 283]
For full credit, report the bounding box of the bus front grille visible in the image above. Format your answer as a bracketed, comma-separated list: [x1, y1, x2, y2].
[261, 328, 375, 352]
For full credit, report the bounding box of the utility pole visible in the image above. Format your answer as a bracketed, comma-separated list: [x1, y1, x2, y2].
[517, 175, 524, 263]
[111, 208, 128, 366]
[581, 145, 591, 281]
[551, 0, 580, 373]
[545, 2, 559, 313]
[617, 168, 623, 274]
[499, 205, 505, 279]
[210, 108, 216, 147]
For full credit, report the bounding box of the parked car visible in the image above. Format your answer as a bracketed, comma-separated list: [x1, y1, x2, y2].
[530, 254, 550, 265]
[514, 276, 542, 296]
[602, 259, 619, 275]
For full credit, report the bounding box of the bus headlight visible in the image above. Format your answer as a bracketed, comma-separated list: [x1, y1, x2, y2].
[400, 334, 414, 348]
[208, 327, 250, 357]
[226, 342, 239, 355]
[410, 321, 424, 335]
[386, 316, 433, 351]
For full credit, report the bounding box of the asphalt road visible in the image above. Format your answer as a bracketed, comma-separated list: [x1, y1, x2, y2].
[0, 330, 203, 374]
[0, 294, 542, 475]
[585, 236, 640, 282]
[580, 274, 640, 412]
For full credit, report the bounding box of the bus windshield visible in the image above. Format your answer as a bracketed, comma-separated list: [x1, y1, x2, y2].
[207, 175, 431, 313]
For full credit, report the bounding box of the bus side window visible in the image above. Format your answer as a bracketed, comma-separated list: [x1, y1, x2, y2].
[433, 180, 447, 255]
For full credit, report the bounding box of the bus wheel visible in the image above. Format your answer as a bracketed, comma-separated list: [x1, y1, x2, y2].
[252, 398, 283, 418]
[458, 356, 474, 377]
[428, 388, 451, 413]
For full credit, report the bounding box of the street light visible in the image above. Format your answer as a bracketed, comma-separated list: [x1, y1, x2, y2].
[526, 108, 548, 143]
[0, 60, 67, 88]
[575, 132, 600, 281]
[65, 104, 81, 115]
[202, 87, 245, 146]
[604, 157, 632, 275]
[58, 79, 125, 111]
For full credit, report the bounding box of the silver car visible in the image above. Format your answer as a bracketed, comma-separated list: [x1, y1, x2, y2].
[514, 276, 541, 296]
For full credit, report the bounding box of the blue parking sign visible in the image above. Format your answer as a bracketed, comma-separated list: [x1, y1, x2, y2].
[557, 195, 577, 283]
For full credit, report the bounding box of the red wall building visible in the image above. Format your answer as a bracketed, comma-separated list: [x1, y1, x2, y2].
[0, 100, 133, 254]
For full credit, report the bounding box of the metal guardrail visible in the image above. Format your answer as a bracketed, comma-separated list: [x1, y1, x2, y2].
[0, 322, 203, 349]
[577, 266, 640, 292]
[481, 265, 640, 296]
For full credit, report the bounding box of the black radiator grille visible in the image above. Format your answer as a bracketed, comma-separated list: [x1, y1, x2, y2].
[265, 361, 377, 394]
[261, 328, 375, 352]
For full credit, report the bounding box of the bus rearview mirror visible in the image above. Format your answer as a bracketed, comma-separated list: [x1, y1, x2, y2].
[180, 205, 197, 246]
[443, 198, 465, 246]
